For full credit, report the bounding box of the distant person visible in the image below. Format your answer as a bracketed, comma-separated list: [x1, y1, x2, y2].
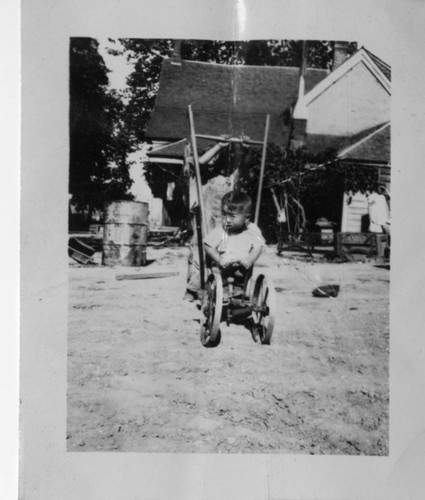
[367, 185, 390, 233]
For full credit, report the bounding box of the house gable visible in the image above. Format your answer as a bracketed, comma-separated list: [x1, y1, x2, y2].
[299, 48, 390, 141]
[303, 48, 390, 105]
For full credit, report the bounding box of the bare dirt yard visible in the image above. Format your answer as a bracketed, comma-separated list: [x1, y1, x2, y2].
[67, 244, 389, 455]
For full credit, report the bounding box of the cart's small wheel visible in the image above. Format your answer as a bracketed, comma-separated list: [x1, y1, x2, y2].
[250, 274, 276, 345]
[200, 270, 223, 348]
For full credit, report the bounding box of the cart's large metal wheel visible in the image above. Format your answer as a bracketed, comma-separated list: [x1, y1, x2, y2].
[250, 274, 276, 345]
[200, 270, 223, 348]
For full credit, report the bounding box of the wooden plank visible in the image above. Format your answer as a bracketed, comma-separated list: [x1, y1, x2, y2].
[254, 114, 270, 225]
[188, 105, 206, 237]
[148, 226, 179, 234]
[116, 271, 179, 281]
[195, 134, 264, 146]
[188, 105, 206, 289]
[270, 187, 282, 212]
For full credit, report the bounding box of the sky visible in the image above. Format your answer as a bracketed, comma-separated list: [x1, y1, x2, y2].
[356, 37, 392, 65]
[98, 38, 133, 91]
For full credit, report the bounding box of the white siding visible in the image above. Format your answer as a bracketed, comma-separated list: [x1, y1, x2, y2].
[307, 61, 390, 137]
[341, 192, 369, 232]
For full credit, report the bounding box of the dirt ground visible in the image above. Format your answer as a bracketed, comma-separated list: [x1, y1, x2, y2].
[67, 244, 389, 455]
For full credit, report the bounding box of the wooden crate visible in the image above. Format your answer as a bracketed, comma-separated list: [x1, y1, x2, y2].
[277, 232, 322, 256]
[335, 232, 389, 259]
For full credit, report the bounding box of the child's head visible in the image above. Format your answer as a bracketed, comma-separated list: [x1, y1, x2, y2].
[221, 191, 252, 233]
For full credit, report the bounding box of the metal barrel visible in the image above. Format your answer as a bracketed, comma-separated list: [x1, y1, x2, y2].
[102, 201, 149, 267]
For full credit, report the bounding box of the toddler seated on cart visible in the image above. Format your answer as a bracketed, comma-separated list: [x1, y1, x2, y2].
[184, 190, 265, 301]
[196, 191, 275, 347]
[203, 191, 265, 289]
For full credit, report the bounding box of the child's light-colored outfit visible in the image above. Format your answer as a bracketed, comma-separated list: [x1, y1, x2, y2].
[204, 222, 265, 266]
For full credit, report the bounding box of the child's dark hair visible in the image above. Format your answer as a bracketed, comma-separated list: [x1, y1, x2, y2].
[221, 191, 253, 215]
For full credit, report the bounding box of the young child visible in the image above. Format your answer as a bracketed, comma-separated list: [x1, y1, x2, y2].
[203, 191, 265, 276]
[184, 190, 264, 301]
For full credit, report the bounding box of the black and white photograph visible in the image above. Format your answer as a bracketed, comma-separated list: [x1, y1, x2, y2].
[67, 38, 391, 455]
[17, 0, 425, 498]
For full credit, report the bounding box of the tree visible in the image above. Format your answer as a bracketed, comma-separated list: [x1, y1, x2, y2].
[117, 39, 175, 144]
[69, 37, 134, 223]
[236, 143, 378, 242]
[180, 39, 355, 68]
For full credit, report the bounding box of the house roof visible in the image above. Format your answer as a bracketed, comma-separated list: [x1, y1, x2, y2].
[363, 48, 391, 81]
[145, 58, 328, 144]
[145, 48, 391, 163]
[337, 122, 391, 164]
